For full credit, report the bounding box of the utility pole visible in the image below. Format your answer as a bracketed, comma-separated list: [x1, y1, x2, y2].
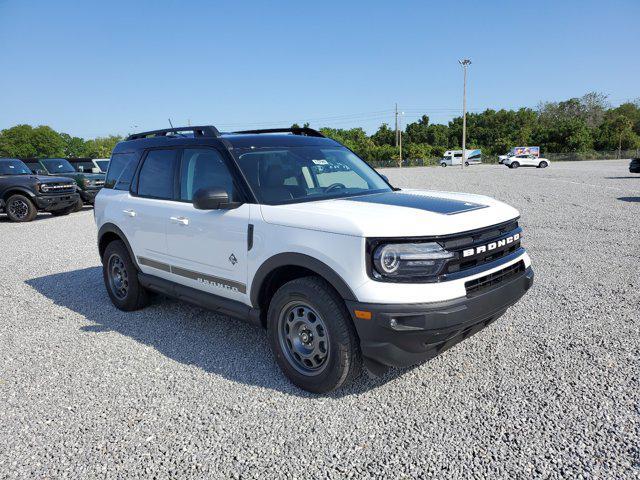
[459, 59, 471, 170]
[394, 103, 399, 147]
[398, 112, 403, 167]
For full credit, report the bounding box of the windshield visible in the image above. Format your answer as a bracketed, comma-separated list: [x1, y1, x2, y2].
[95, 160, 109, 173]
[0, 159, 32, 175]
[41, 158, 75, 174]
[234, 146, 391, 205]
[72, 161, 95, 172]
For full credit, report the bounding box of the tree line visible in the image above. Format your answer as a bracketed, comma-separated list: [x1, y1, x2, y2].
[1, 92, 638, 164]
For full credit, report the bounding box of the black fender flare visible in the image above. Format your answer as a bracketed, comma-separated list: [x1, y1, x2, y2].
[97, 223, 139, 269]
[2, 186, 37, 201]
[250, 252, 357, 306]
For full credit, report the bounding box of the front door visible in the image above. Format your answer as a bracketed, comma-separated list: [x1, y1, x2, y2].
[165, 147, 250, 303]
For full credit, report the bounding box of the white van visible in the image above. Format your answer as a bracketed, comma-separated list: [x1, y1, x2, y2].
[441, 149, 482, 167]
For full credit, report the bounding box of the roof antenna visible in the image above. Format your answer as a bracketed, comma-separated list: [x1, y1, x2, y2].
[168, 118, 174, 128]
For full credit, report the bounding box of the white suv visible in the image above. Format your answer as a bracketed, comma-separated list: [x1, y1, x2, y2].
[503, 154, 550, 169]
[95, 126, 534, 393]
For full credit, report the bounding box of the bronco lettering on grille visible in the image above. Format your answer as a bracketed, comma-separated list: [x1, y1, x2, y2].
[462, 233, 520, 258]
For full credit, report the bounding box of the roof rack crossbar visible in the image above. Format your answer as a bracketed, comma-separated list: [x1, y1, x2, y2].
[231, 127, 325, 138]
[127, 125, 220, 140]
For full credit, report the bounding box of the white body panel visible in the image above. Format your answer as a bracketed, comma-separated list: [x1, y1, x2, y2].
[97, 185, 529, 308]
[503, 155, 550, 167]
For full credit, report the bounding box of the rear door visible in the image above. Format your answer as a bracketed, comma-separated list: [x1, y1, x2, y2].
[122, 148, 179, 275]
[164, 147, 250, 303]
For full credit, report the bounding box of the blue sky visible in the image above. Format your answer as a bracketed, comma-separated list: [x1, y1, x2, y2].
[1, 0, 638, 138]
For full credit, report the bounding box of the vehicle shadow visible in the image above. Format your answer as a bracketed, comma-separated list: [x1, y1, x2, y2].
[618, 196, 640, 203]
[26, 267, 411, 398]
[604, 176, 639, 179]
[0, 213, 58, 223]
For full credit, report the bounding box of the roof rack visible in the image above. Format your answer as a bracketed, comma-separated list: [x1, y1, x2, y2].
[127, 125, 220, 140]
[231, 127, 325, 138]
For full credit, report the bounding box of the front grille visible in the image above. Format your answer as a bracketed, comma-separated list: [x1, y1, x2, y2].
[42, 183, 75, 194]
[465, 260, 525, 296]
[442, 220, 522, 275]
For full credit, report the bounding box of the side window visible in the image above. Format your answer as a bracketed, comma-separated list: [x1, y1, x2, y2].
[137, 149, 177, 199]
[105, 153, 138, 190]
[179, 148, 237, 201]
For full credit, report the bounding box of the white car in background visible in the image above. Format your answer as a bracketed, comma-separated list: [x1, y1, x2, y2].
[503, 154, 550, 169]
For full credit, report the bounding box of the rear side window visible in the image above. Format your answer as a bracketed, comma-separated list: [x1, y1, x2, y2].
[137, 149, 177, 199]
[105, 153, 138, 190]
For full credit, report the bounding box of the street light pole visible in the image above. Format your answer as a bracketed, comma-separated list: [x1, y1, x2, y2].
[459, 59, 471, 170]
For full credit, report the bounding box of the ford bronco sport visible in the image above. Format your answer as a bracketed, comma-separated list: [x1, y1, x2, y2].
[27, 158, 105, 210]
[0, 158, 79, 222]
[95, 126, 534, 393]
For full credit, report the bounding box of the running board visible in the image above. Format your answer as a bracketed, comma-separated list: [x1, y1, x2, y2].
[138, 272, 262, 327]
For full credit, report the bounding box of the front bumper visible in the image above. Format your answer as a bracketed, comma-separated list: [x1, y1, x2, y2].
[79, 188, 101, 204]
[35, 193, 80, 211]
[346, 265, 534, 371]
[630, 165, 640, 173]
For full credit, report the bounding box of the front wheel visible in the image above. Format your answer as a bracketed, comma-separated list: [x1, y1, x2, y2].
[441, 162, 447, 167]
[464, 161, 469, 167]
[510, 162, 520, 169]
[538, 161, 548, 168]
[5, 194, 37, 222]
[267, 276, 362, 393]
[72, 198, 84, 212]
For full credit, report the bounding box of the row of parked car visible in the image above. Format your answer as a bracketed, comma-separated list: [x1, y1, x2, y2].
[0, 157, 109, 222]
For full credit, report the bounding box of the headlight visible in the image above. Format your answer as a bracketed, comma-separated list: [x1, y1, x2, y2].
[39, 183, 50, 193]
[82, 178, 91, 187]
[372, 242, 454, 280]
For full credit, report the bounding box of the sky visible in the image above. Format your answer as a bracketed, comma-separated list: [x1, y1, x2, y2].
[1, 0, 638, 139]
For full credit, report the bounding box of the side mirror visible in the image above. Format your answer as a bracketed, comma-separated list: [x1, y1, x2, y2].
[92, 167, 100, 173]
[36, 169, 46, 175]
[380, 174, 390, 183]
[193, 187, 231, 210]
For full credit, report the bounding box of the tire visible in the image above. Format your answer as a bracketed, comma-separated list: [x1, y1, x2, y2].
[50, 205, 75, 216]
[510, 161, 520, 169]
[464, 161, 469, 167]
[102, 240, 149, 311]
[267, 276, 362, 393]
[5, 194, 37, 222]
[441, 162, 447, 167]
[538, 161, 548, 168]
[72, 198, 84, 212]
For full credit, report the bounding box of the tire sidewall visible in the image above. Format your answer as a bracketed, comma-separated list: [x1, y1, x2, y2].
[6, 194, 36, 222]
[102, 240, 147, 311]
[539, 161, 548, 168]
[511, 162, 519, 169]
[267, 278, 360, 393]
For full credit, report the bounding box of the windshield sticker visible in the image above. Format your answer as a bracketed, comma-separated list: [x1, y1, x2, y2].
[312, 159, 329, 165]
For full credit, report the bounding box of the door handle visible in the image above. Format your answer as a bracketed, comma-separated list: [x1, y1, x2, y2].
[170, 216, 189, 226]
[123, 209, 136, 217]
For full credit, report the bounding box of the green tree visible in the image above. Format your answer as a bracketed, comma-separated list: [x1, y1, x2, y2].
[371, 123, 395, 146]
[60, 133, 87, 157]
[83, 135, 123, 158]
[0, 124, 65, 158]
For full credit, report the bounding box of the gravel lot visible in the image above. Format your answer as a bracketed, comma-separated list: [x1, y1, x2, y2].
[1, 160, 638, 478]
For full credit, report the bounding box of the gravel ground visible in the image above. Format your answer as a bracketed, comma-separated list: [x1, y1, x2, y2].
[0, 160, 638, 478]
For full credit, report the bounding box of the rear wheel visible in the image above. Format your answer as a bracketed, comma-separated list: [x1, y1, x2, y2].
[465, 161, 469, 167]
[102, 240, 149, 311]
[267, 276, 362, 393]
[510, 161, 520, 169]
[538, 161, 548, 168]
[5, 194, 37, 222]
[441, 162, 447, 167]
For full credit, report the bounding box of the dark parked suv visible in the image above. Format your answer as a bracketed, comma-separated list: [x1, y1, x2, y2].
[26, 158, 105, 209]
[0, 158, 79, 222]
[630, 158, 640, 174]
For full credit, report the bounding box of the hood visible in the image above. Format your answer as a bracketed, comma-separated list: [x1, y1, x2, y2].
[259, 189, 519, 237]
[34, 175, 76, 184]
